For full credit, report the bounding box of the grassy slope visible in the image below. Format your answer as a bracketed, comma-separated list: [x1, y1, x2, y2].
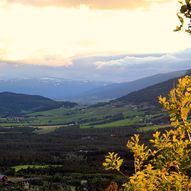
[81, 118, 140, 128]
[27, 105, 145, 127]
[0, 83, 169, 130]
[0, 100, 166, 131]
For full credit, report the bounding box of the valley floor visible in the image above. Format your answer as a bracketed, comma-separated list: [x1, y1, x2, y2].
[0, 121, 169, 190]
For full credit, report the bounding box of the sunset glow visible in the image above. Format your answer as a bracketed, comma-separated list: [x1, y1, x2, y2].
[0, 0, 191, 66]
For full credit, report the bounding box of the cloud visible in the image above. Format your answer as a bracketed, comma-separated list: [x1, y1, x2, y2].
[95, 54, 177, 69]
[6, 0, 171, 9]
[92, 50, 191, 81]
[1, 49, 191, 82]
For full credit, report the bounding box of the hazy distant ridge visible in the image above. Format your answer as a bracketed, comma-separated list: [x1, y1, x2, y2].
[113, 69, 191, 106]
[76, 70, 186, 103]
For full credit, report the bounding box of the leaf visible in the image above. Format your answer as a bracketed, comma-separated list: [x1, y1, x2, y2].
[178, 0, 183, 4]
[180, 5, 188, 13]
[177, 14, 184, 24]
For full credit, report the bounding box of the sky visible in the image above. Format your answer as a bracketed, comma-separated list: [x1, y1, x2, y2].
[1, 50, 191, 82]
[0, 0, 191, 81]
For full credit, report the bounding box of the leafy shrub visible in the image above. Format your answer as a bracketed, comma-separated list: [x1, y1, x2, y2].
[103, 76, 191, 190]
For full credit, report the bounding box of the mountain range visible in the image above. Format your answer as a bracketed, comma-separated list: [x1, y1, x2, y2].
[77, 70, 186, 103]
[0, 70, 186, 103]
[113, 69, 191, 107]
[0, 78, 110, 101]
[0, 68, 190, 117]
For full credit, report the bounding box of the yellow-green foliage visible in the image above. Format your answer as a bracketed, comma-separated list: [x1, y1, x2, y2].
[103, 152, 123, 172]
[103, 76, 191, 191]
[174, 0, 191, 34]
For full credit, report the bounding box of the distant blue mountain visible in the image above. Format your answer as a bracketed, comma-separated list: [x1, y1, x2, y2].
[0, 78, 110, 101]
[113, 69, 191, 107]
[75, 70, 186, 103]
[0, 70, 186, 104]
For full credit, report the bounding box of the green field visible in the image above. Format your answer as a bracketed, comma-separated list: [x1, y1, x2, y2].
[27, 105, 145, 128]
[28, 105, 143, 124]
[0, 102, 165, 131]
[13, 165, 63, 172]
[138, 124, 169, 132]
[13, 165, 49, 172]
[81, 118, 141, 128]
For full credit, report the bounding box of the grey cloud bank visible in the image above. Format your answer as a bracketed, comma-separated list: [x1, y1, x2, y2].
[0, 49, 191, 82]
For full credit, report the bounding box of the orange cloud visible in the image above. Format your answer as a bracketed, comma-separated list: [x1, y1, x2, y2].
[6, 0, 171, 9]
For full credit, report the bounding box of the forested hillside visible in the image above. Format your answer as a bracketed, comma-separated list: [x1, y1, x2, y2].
[0, 92, 77, 116]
